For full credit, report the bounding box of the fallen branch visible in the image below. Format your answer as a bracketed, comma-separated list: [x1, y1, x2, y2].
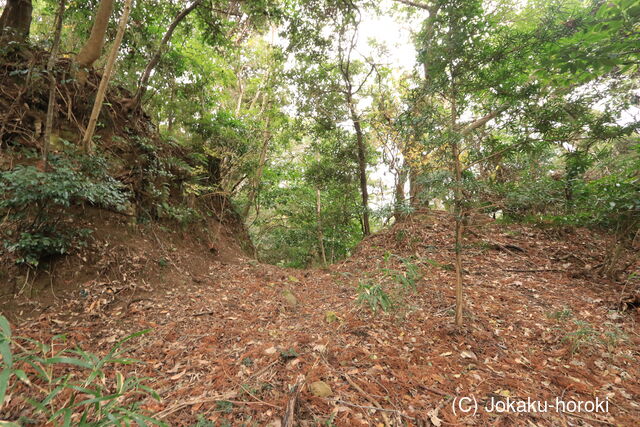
[489, 241, 525, 253]
[343, 373, 392, 427]
[420, 384, 449, 397]
[156, 393, 235, 419]
[330, 398, 416, 419]
[561, 411, 615, 426]
[282, 374, 306, 427]
[193, 310, 214, 317]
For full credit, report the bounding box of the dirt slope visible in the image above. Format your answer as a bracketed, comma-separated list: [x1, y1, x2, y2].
[3, 211, 640, 426]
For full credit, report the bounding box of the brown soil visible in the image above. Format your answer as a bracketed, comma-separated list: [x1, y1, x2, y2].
[2, 210, 639, 426]
[1, 205, 249, 319]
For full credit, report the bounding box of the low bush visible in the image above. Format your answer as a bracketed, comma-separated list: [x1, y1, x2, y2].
[0, 315, 164, 425]
[0, 153, 129, 267]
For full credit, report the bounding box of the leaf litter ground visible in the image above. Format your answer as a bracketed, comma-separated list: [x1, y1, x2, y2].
[3, 211, 639, 426]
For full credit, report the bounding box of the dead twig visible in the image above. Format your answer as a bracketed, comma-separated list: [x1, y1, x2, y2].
[561, 411, 615, 426]
[156, 394, 235, 419]
[330, 398, 415, 419]
[193, 310, 215, 317]
[343, 373, 392, 427]
[282, 374, 306, 427]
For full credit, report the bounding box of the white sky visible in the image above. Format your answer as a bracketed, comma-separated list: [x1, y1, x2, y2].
[358, 2, 426, 212]
[357, 1, 425, 74]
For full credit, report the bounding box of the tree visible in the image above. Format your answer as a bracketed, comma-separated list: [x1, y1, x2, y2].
[337, 18, 375, 236]
[75, 0, 114, 71]
[43, 0, 67, 170]
[129, 0, 204, 109]
[0, 0, 32, 40]
[411, 0, 537, 325]
[82, 0, 134, 153]
[369, 72, 411, 220]
[288, 1, 376, 237]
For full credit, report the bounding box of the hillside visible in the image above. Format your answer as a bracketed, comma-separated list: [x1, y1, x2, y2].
[3, 211, 639, 426]
[1, 0, 639, 425]
[0, 46, 252, 315]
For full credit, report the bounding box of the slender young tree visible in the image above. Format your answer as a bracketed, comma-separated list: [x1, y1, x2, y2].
[336, 15, 375, 236]
[82, 0, 134, 153]
[315, 187, 327, 265]
[413, 0, 493, 326]
[450, 90, 465, 326]
[43, 0, 67, 170]
[129, 0, 203, 109]
[243, 110, 272, 218]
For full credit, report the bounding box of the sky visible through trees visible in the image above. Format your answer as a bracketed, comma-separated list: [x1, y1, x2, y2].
[0, 0, 639, 424]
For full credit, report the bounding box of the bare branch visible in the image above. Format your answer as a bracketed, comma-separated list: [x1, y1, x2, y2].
[392, 0, 433, 10]
[459, 105, 508, 136]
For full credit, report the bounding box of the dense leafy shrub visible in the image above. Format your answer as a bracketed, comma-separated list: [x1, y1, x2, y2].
[498, 173, 566, 220]
[495, 143, 639, 238]
[0, 154, 129, 267]
[568, 149, 640, 233]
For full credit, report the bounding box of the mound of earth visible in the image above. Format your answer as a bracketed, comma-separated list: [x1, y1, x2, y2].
[1, 45, 254, 315]
[3, 211, 639, 425]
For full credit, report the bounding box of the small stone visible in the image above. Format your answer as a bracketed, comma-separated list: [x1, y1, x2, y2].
[325, 311, 338, 323]
[282, 290, 298, 307]
[309, 381, 332, 397]
[313, 344, 327, 354]
[460, 350, 477, 360]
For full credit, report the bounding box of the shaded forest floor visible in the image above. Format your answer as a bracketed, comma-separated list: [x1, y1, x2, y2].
[3, 211, 640, 426]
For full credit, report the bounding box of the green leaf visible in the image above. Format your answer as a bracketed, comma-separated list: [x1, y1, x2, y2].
[41, 384, 65, 405]
[23, 359, 51, 382]
[139, 384, 161, 401]
[0, 340, 12, 370]
[0, 368, 11, 407]
[122, 408, 167, 426]
[0, 316, 11, 338]
[26, 396, 48, 412]
[43, 356, 92, 369]
[48, 407, 72, 425]
[76, 393, 121, 406]
[13, 369, 30, 385]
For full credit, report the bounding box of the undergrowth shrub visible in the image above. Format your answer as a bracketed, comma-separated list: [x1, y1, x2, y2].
[547, 308, 629, 354]
[357, 253, 423, 314]
[0, 315, 164, 426]
[0, 153, 129, 267]
[357, 280, 393, 313]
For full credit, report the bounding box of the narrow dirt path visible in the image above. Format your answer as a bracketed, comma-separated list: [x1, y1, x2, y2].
[5, 214, 640, 425]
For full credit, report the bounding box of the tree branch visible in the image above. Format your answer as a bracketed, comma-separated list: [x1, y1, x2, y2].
[131, 0, 203, 107]
[392, 0, 432, 10]
[459, 105, 508, 136]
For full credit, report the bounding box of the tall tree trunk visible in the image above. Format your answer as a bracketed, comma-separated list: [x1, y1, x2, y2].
[76, 0, 114, 70]
[43, 0, 66, 170]
[243, 113, 271, 218]
[81, 0, 133, 154]
[315, 187, 327, 266]
[131, 0, 202, 108]
[349, 103, 370, 236]
[408, 162, 418, 207]
[0, 0, 33, 40]
[451, 93, 464, 327]
[394, 164, 408, 220]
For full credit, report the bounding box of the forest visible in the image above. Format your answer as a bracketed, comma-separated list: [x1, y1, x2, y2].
[0, 0, 639, 425]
